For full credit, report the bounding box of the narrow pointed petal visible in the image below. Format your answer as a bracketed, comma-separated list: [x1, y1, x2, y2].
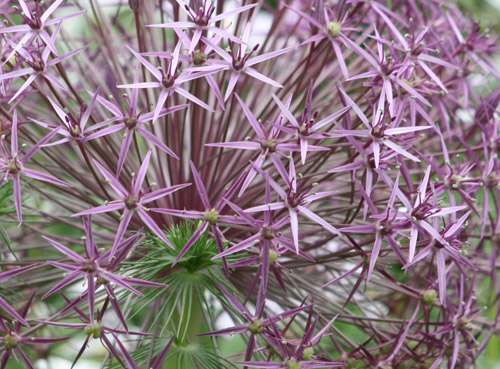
[138, 208, 174, 249]
[224, 72, 240, 102]
[23, 168, 71, 187]
[109, 210, 133, 260]
[42, 236, 86, 263]
[133, 149, 152, 195]
[367, 234, 382, 283]
[136, 127, 179, 159]
[436, 251, 447, 304]
[151, 336, 175, 369]
[245, 67, 282, 88]
[92, 160, 128, 197]
[141, 183, 191, 204]
[72, 202, 125, 217]
[289, 209, 299, 254]
[126, 46, 162, 81]
[189, 161, 211, 209]
[382, 139, 420, 162]
[8, 74, 37, 103]
[174, 222, 210, 264]
[175, 87, 214, 112]
[298, 206, 342, 237]
[13, 176, 22, 225]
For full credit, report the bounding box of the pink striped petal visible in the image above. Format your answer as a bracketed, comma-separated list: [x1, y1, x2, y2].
[138, 208, 174, 249]
[133, 149, 152, 195]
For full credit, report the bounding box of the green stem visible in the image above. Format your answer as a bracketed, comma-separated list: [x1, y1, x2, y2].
[164, 275, 203, 369]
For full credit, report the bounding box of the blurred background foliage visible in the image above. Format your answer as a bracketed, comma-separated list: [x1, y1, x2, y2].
[452, 0, 500, 32]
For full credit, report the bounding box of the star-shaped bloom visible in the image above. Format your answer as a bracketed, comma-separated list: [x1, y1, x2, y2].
[42, 215, 165, 329]
[346, 26, 437, 116]
[200, 282, 313, 365]
[341, 174, 409, 283]
[446, 14, 500, 79]
[0, 33, 87, 103]
[271, 81, 351, 164]
[335, 89, 431, 168]
[118, 44, 220, 123]
[0, 291, 70, 369]
[235, 307, 341, 368]
[328, 132, 398, 220]
[245, 158, 342, 254]
[430, 276, 484, 369]
[403, 209, 474, 304]
[206, 94, 328, 196]
[0, 0, 85, 61]
[284, 2, 359, 79]
[151, 161, 244, 268]
[387, 166, 468, 262]
[31, 88, 109, 147]
[40, 295, 148, 369]
[147, 27, 227, 110]
[0, 111, 70, 224]
[85, 68, 188, 175]
[395, 24, 457, 94]
[199, 20, 293, 101]
[147, 0, 257, 53]
[72, 149, 191, 260]
[215, 182, 314, 307]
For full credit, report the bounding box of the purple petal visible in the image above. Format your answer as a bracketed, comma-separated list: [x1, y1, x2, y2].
[189, 160, 211, 209]
[174, 222, 210, 264]
[42, 270, 82, 299]
[72, 201, 125, 217]
[141, 183, 191, 204]
[13, 176, 22, 225]
[22, 168, 70, 187]
[436, 251, 447, 304]
[367, 234, 382, 283]
[245, 67, 283, 88]
[175, 87, 214, 112]
[151, 336, 175, 369]
[137, 208, 174, 249]
[297, 206, 342, 237]
[133, 149, 152, 195]
[136, 127, 179, 159]
[109, 209, 134, 259]
[42, 236, 86, 263]
[92, 160, 128, 197]
[224, 72, 240, 102]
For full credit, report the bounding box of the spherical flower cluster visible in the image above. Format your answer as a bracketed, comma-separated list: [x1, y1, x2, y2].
[0, 0, 499, 368]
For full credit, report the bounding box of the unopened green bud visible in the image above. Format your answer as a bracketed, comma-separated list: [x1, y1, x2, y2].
[422, 289, 437, 306]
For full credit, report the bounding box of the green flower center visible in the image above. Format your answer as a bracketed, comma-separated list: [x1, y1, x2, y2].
[71, 125, 81, 137]
[203, 209, 219, 224]
[84, 261, 97, 273]
[269, 250, 278, 266]
[261, 140, 276, 152]
[6, 160, 22, 175]
[422, 289, 437, 306]
[302, 347, 314, 360]
[286, 358, 302, 369]
[193, 50, 207, 65]
[84, 322, 102, 339]
[261, 227, 275, 240]
[248, 319, 262, 334]
[326, 22, 341, 38]
[4, 333, 20, 349]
